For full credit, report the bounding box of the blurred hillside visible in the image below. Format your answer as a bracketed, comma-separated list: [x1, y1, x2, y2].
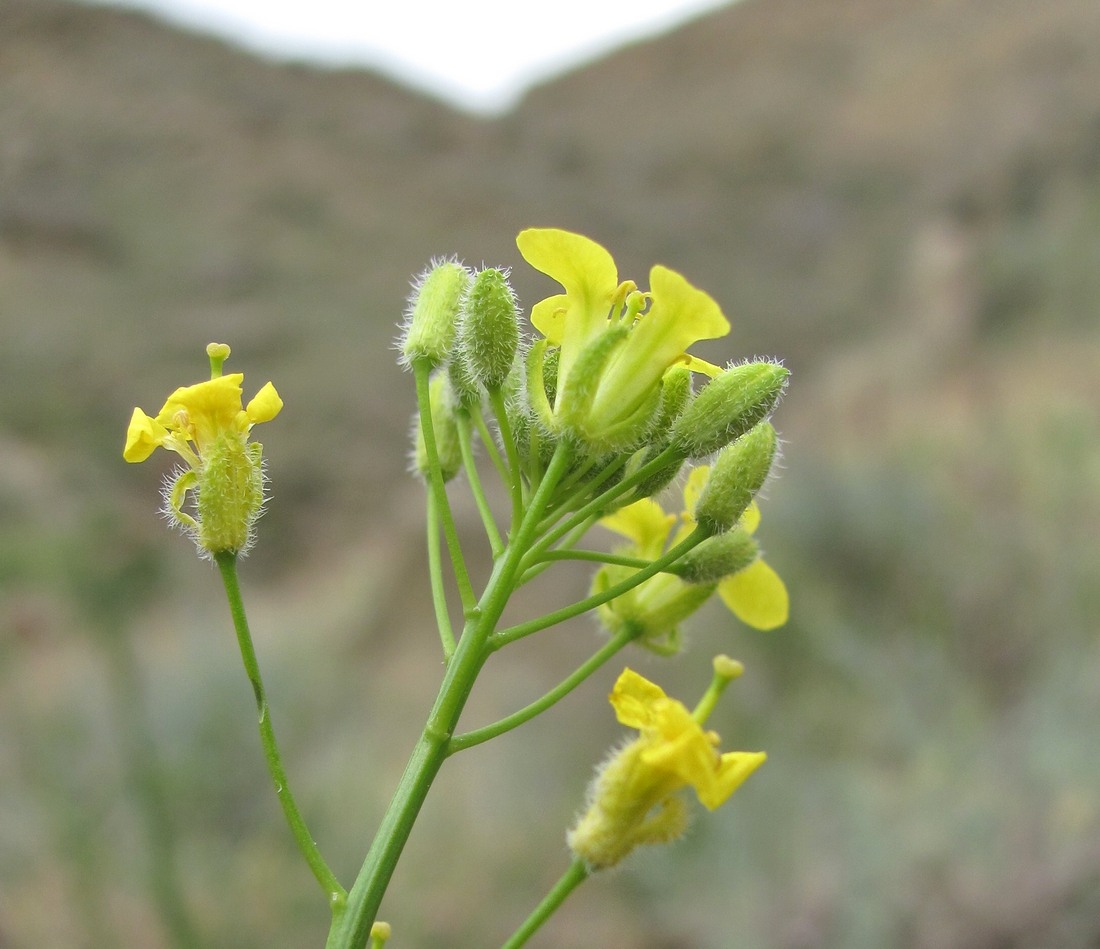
[1, 0, 1099, 946]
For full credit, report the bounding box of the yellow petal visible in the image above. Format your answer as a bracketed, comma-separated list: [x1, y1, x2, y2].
[681, 465, 711, 518]
[588, 266, 730, 426]
[609, 668, 668, 729]
[698, 750, 767, 810]
[718, 558, 788, 630]
[640, 265, 730, 361]
[517, 229, 620, 392]
[516, 228, 617, 300]
[123, 408, 168, 463]
[740, 501, 761, 535]
[600, 499, 675, 557]
[156, 374, 246, 451]
[529, 294, 568, 344]
[246, 382, 283, 424]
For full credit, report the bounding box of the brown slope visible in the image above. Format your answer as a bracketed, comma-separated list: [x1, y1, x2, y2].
[1, 0, 1098, 549]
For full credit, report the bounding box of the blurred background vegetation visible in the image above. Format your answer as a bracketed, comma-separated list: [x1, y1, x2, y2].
[2, 0, 1099, 945]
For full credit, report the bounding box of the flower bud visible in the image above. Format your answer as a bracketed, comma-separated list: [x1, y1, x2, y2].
[446, 346, 482, 410]
[525, 339, 558, 434]
[413, 373, 463, 482]
[651, 365, 694, 440]
[669, 528, 758, 583]
[618, 366, 695, 500]
[692, 422, 778, 535]
[400, 259, 470, 369]
[369, 921, 392, 948]
[458, 267, 520, 391]
[562, 325, 663, 455]
[671, 361, 788, 458]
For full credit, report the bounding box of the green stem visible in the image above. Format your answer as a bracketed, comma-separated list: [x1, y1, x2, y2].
[495, 526, 709, 647]
[457, 411, 504, 557]
[488, 386, 525, 537]
[326, 443, 575, 949]
[472, 403, 510, 487]
[533, 548, 652, 569]
[447, 628, 635, 754]
[524, 443, 683, 568]
[426, 492, 456, 660]
[414, 358, 476, 612]
[516, 513, 600, 587]
[214, 552, 346, 909]
[500, 860, 590, 949]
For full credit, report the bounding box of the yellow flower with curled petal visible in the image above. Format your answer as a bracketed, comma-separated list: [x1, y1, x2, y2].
[124, 343, 282, 556]
[594, 490, 708, 654]
[124, 374, 282, 465]
[568, 663, 765, 869]
[595, 466, 788, 646]
[516, 228, 728, 450]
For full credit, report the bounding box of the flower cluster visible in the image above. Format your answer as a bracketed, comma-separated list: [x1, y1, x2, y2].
[397, 227, 790, 652]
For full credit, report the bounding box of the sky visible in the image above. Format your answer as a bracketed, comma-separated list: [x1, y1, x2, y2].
[82, 0, 736, 114]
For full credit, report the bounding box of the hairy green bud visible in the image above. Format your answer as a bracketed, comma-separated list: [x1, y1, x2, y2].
[190, 438, 267, 556]
[446, 346, 482, 409]
[693, 422, 778, 535]
[525, 339, 558, 434]
[618, 365, 695, 500]
[669, 529, 758, 583]
[671, 362, 788, 458]
[562, 325, 663, 455]
[651, 365, 694, 441]
[458, 268, 520, 391]
[400, 259, 470, 369]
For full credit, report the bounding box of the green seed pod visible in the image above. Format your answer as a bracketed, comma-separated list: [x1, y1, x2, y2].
[400, 259, 470, 369]
[671, 362, 788, 459]
[458, 268, 520, 391]
[194, 436, 266, 555]
[669, 529, 759, 583]
[413, 372, 463, 482]
[692, 422, 778, 535]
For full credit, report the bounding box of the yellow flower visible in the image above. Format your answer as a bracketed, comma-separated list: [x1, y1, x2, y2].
[596, 467, 788, 643]
[124, 374, 282, 466]
[568, 665, 765, 869]
[123, 344, 282, 556]
[516, 228, 728, 448]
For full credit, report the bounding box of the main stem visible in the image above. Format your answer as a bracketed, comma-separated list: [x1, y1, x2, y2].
[326, 443, 573, 949]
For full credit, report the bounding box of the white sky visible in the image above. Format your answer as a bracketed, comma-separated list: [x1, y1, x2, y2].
[81, 0, 736, 114]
